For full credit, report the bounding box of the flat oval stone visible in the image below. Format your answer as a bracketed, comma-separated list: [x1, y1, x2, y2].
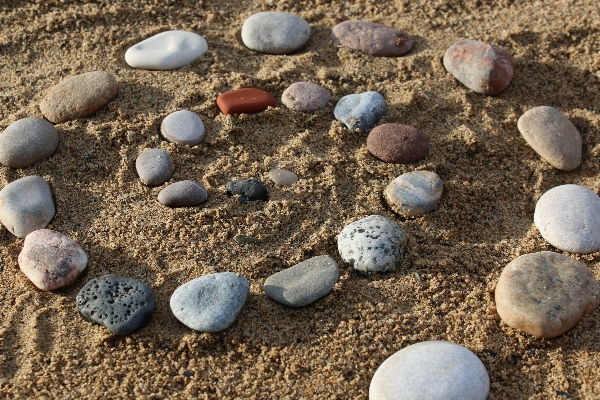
[216, 88, 276, 115]
[443, 39, 515, 95]
[18, 229, 87, 291]
[241, 12, 311, 55]
[268, 169, 298, 186]
[367, 123, 429, 164]
[226, 179, 269, 201]
[0, 176, 55, 238]
[158, 180, 208, 207]
[331, 20, 413, 57]
[281, 82, 331, 112]
[170, 272, 249, 333]
[0, 117, 59, 169]
[337, 215, 407, 274]
[385, 171, 443, 217]
[161, 110, 205, 146]
[135, 148, 173, 186]
[534, 184, 600, 253]
[370, 341, 490, 400]
[517, 106, 582, 170]
[40, 71, 118, 123]
[495, 251, 600, 338]
[334, 91, 386, 131]
[76, 274, 155, 336]
[125, 30, 208, 70]
[264, 255, 339, 307]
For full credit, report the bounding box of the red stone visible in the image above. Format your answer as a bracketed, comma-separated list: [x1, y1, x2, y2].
[216, 88, 276, 115]
[367, 124, 429, 164]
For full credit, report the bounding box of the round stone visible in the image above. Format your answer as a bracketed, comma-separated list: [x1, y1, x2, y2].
[367, 123, 429, 164]
[136, 148, 173, 186]
[226, 179, 269, 201]
[534, 184, 600, 253]
[333, 91, 386, 131]
[241, 12, 311, 55]
[0, 117, 59, 169]
[268, 169, 298, 186]
[385, 171, 443, 217]
[331, 20, 413, 57]
[161, 110, 205, 146]
[158, 180, 208, 207]
[281, 82, 331, 112]
[216, 88, 276, 115]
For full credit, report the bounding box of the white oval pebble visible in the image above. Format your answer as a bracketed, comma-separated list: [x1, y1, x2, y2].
[385, 171, 443, 217]
[0, 117, 59, 169]
[241, 12, 311, 54]
[161, 110, 205, 146]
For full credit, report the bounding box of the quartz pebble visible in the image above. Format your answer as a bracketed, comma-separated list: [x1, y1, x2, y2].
[217, 88, 276, 115]
[334, 91, 386, 131]
[226, 179, 269, 201]
[40, 71, 118, 123]
[367, 123, 429, 164]
[0, 117, 59, 169]
[170, 272, 249, 333]
[517, 106, 582, 170]
[385, 171, 443, 217]
[158, 180, 208, 207]
[338, 215, 407, 274]
[534, 184, 600, 253]
[76, 274, 155, 336]
[161, 110, 205, 146]
[370, 341, 490, 400]
[136, 148, 173, 186]
[125, 30, 208, 70]
[443, 39, 515, 95]
[331, 20, 413, 57]
[241, 12, 311, 54]
[268, 169, 298, 186]
[281, 82, 331, 112]
[18, 229, 87, 291]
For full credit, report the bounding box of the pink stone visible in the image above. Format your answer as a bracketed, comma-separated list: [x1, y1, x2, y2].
[331, 20, 413, 57]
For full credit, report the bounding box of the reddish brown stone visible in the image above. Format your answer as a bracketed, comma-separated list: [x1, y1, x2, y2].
[331, 20, 413, 57]
[367, 124, 429, 164]
[216, 88, 276, 115]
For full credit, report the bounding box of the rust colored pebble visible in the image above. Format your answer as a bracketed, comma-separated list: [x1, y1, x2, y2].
[367, 123, 429, 164]
[216, 88, 276, 115]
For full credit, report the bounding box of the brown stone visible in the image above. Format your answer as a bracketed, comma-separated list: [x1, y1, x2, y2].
[331, 20, 413, 57]
[367, 123, 429, 164]
[216, 88, 276, 115]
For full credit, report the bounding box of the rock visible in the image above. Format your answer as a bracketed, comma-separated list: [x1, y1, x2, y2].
[161, 110, 205, 146]
[125, 30, 208, 70]
[170, 272, 249, 332]
[216, 88, 276, 115]
[268, 169, 298, 186]
[18, 229, 87, 291]
[369, 341, 490, 400]
[264, 255, 339, 307]
[367, 123, 429, 164]
[443, 39, 515, 95]
[158, 180, 208, 207]
[281, 82, 331, 112]
[331, 20, 413, 57]
[226, 179, 269, 201]
[241, 12, 311, 54]
[534, 184, 600, 253]
[385, 171, 443, 217]
[135, 148, 173, 186]
[337, 215, 407, 274]
[0, 176, 55, 238]
[40, 71, 118, 123]
[333, 91, 386, 131]
[495, 251, 600, 338]
[0, 117, 59, 169]
[517, 106, 582, 170]
[234, 235, 260, 244]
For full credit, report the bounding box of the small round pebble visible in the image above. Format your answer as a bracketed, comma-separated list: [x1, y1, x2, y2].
[161, 110, 205, 146]
[216, 88, 276, 115]
[334, 91, 386, 131]
[367, 123, 429, 164]
[158, 180, 208, 207]
[331, 20, 413, 57]
[281, 82, 331, 112]
[268, 169, 298, 186]
[0, 117, 59, 169]
[226, 179, 269, 201]
[136, 148, 173, 186]
[385, 171, 443, 217]
[241, 12, 311, 55]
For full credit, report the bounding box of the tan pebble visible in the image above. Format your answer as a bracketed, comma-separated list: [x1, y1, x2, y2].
[268, 169, 298, 186]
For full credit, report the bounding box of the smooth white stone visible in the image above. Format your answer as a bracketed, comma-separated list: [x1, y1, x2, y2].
[161, 110, 205, 146]
[241, 12, 311, 54]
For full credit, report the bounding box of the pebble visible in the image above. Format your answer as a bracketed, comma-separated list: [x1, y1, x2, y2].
[18, 229, 87, 291]
[337, 215, 407, 274]
[534, 184, 600, 253]
[170, 272, 249, 333]
[385, 171, 443, 217]
[234, 235, 260, 244]
[268, 169, 298, 186]
[443, 39, 515, 95]
[264, 255, 339, 307]
[367, 123, 429, 164]
[216, 88, 276, 115]
[161, 110, 205, 146]
[226, 179, 269, 202]
[125, 30, 208, 70]
[517, 106, 582, 170]
[135, 148, 173, 186]
[0, 176, 55, 238]
[369, 341, 490, 400]
[333, 91, 386, 131]
[40, 71, 118, 123]
[0, 117, 59, 169]
[331, 20, 413, 57]
[158, 180, 208, 207]
[241, 12, 311, 54]
[76, 274, 155, 336]
[495, 251, 600, 338]
[281, 82, 331, 112]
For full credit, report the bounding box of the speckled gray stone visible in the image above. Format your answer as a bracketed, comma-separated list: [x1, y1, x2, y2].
[268, 169, 298, 186]
[241, 12, 311, 55]
[385, 171, 443, 217]
[161, 110, 205, 146]
[158, 180, 208, 207]
[281, 82, 331, 112]
[334, 91, 386, 131]
[136, 148, 173, 186]
[0, 117, 59, 168]
[226, 179, 269, 201]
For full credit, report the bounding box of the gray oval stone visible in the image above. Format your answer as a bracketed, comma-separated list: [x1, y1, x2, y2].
[135, 148, 173, 186]
[241, 12, 311, 55]
[161, 110, 205, 146]
[331, 20, 413, 57]
[333, 91, 386, 131]
[158, 180, 208, 207]
[385, 171, 443, 217]
[268, 169, 298, 186]
[0, 117, 59, 169]
[281, 82, 331, 112]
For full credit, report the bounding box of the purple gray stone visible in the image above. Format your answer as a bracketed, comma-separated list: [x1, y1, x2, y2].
[0, 117, 59, 168]
[281, 82, 331, 112]
[331, 20, 413, 57]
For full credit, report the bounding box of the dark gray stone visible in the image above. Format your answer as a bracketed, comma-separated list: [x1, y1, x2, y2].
[333, 92, 386, 131]
[0, 117, 59, 168]
[226, 179, 269, 201]
[158, 180, 208, 207]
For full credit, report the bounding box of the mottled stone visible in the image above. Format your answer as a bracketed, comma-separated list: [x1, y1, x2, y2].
[241, 12, 311, 54]
[158, 180, 208, 207]
[367, 123, 429, 164]
[331, 20, 413, 57]
[0, 117, 59, 169]
[385, 171, 443, 217]
[226, 179, 269, 201]
[334, 91, 386, 131]
[281, 82, 331, 112]
[217, 88, 276, 115]
[268, 169, 298, 186]
[135, 148, 173, 186]
[161, 110, 205, 146]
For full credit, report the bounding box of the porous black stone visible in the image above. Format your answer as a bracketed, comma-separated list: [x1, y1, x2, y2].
[226, 179, 269, 201]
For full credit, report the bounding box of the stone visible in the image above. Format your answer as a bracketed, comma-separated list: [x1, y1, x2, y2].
[125, 30, 208, 70]
[517, 106, 582, 170]
[495, 251, 600, 338]
[443, 39, 515, 95]
[135, 148, 173, 186]
[158, 180, 208, 207]
[333, 91, 386, 131]
[226, 179, 269, 202]
[40, 71, 118, 123]
[234, 235, 260, 244]
[161, 110, 205, 146]
[367, 123, 429, 164]
[170, 272, 249, 333]
[385, 171, 443, 217]
[534, 184, 600, 253]
[337, 215, 407, 274]
[241, 12, 311, 54]
[268, 169, 298, 186]
[0, 117, 59, 169]
[281, 82, 331, 112]
[216, 88, 276, 115]
[331, 20, 413, 57]
[264, 255, 339, 307]
[369, 341, 490, 400]
[18, 229, 87, 291]
[0, 176, 55, 238]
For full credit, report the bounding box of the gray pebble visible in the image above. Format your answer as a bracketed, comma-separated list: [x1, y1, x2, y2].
[241, 12, 311, 55]
[226, 178, 269, 201]
[0, 117, 59, 168]
[385, 171, 443, 217]
[268, 169, 298, 186]
[333, 91, 386, 131]
[161, 110, 205, 146]
[281, 82, 331, 112]
[158, 180, 208, 207]
[135, 148, 173, 186]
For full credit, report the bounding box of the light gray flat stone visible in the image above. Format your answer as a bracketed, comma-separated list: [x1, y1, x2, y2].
[158, 180, 208, 207]
[161, 110, 205, 146]
[241, 12, 311, 55]
[385, 171, 443, 217]
[0, 117, 59, 169]
[281, 82, 331, 112]
[136, 148, 173, 186]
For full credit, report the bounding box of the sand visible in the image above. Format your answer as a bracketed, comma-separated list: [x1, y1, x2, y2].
[1, 0, 599, 398]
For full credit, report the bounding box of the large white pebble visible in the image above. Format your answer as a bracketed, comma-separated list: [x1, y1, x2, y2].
[241, 12, 311, 54]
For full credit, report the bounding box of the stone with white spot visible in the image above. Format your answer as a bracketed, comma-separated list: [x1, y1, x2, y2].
[385, 171, 443, 217]
[334, 92, 386, 131]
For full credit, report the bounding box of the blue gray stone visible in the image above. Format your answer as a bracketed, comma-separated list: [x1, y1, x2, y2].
[226, 178, 269, 202]
[158, 180, 208, 207]
[333, 91, 386, 131]
[385, 171, 443, 217]
[0, 117, 59, 169]
[136, 148, 173, 186]
[241, 12, 311, 55]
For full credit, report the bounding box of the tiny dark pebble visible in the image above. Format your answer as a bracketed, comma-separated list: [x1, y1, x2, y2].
[235, 235, 260, 244]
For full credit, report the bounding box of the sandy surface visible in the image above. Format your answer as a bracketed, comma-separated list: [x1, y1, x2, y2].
[1, 0, 599, 398]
